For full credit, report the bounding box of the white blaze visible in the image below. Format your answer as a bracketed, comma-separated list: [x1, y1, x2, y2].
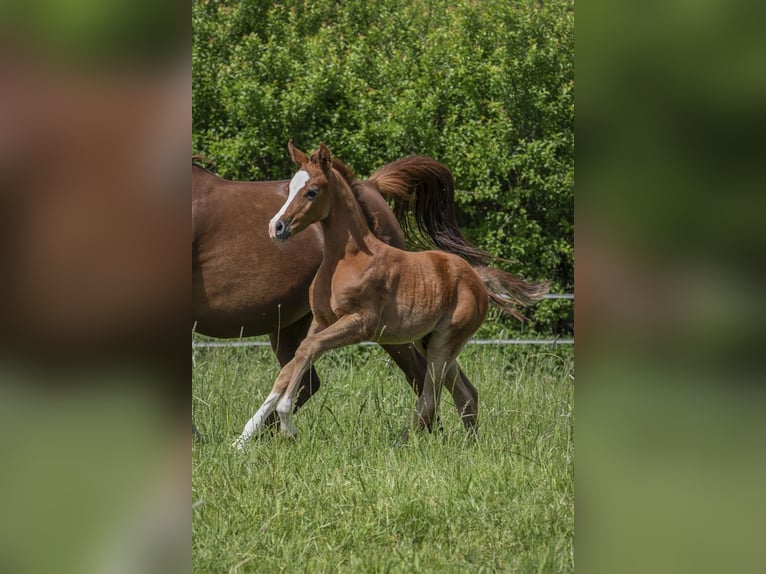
[269, 170, 310, 237]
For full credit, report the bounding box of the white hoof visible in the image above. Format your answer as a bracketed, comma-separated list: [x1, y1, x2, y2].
[231, 436, 248, 450]
[281, 422, 298, 438]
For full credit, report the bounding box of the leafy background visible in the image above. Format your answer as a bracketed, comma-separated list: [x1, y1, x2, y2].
[193, 0, 574, 337]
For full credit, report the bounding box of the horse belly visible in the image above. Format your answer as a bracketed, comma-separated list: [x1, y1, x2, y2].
[374, 265, 448, 344]
[193, 186, 322, 337]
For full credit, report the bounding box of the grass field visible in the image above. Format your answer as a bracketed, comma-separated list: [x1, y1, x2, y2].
[193, 341, 574, 573]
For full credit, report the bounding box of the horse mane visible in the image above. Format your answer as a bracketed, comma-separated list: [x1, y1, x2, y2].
[192, 155, 216, 172]
[323, 155, 388, 241]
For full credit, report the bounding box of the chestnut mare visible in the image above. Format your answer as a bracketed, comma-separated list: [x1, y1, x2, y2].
[233, 143, 549, 446]
[193, 155, 476, 432]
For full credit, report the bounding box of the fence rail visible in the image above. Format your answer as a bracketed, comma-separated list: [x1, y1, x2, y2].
[193, 338, 573, 349]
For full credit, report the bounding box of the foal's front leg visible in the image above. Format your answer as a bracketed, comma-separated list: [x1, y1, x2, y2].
[233, 314, 371, 448]
[232, 360, 298, 448]
[275, 313, 373, 438]
[232, 319, 326, 448]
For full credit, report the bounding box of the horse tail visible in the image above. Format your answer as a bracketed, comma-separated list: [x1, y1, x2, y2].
[369, 156, 550, 320]
[368, 156, 491, 266]
[474, 266, 550, 321]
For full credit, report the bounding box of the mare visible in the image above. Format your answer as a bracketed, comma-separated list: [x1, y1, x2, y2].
[233, 142, 549, 446]
[193, 155, 476, 432]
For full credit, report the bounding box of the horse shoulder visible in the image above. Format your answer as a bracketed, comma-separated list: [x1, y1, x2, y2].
[322, 252, 386, 314]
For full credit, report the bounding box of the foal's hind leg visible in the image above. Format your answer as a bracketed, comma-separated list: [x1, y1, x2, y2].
[386, 340, 453, 443]
[410, 356, 452, 433]
[444, 365, 479, 432]
[409, 324, 477, 437]
[410, 338, 461, 433]
[382, 342, 472, 422]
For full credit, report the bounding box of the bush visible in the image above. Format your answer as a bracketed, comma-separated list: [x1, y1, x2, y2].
[193, 0, 573, 336]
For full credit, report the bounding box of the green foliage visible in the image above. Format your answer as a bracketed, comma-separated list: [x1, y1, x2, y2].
[193, 0, 573, 336]
[193, 344, 574, 573]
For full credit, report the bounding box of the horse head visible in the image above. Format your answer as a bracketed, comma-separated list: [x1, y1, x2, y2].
[268, 141, 335, 241]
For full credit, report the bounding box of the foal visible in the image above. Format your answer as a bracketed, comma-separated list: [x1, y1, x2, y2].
[234, 142, 548, 446]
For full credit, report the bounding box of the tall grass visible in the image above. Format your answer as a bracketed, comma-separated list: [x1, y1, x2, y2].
[193, 342, 573, 573]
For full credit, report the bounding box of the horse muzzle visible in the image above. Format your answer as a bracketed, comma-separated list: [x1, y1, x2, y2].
[269, 218, 292, 241]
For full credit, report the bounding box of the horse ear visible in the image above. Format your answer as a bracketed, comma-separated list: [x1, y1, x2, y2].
[288, 140, 308, 166]
[317, 142, 332, 173]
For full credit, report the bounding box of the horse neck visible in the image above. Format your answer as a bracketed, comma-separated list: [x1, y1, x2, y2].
[320, 171, 374, 260]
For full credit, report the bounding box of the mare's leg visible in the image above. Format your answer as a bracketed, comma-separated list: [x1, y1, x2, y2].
[380, 343, 427, 395]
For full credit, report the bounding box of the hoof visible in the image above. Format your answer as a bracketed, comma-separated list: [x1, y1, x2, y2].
[279, 432, 298, 443]
[231, 437, 249, 450]
[192, 424, 205, 443]
[395, 429, 410, 447]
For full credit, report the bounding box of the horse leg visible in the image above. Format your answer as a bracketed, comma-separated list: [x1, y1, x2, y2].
[234, 314, 369, 447]
[275, 314, 372, 438]
[265, 314, 321, 429]
[232, 384, 287, 448]
[409, 329, 468, 436]
[442, 364, 479, 433]
[383, 341, 452, 439]
[380, 343, 427, 395]
[410, 360, 454, 431]
[233, 316, 317, 445]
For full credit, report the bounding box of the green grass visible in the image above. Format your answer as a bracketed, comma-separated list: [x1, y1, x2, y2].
[193, 342, 574, 573]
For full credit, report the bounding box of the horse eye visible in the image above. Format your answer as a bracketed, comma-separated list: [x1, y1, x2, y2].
[305, 187, 318, 200]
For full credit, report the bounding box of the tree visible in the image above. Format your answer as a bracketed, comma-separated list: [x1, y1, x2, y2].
[193, 0, 574, 336]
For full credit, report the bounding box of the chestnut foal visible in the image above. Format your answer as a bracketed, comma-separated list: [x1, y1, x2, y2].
[234, 142, 548, 446]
